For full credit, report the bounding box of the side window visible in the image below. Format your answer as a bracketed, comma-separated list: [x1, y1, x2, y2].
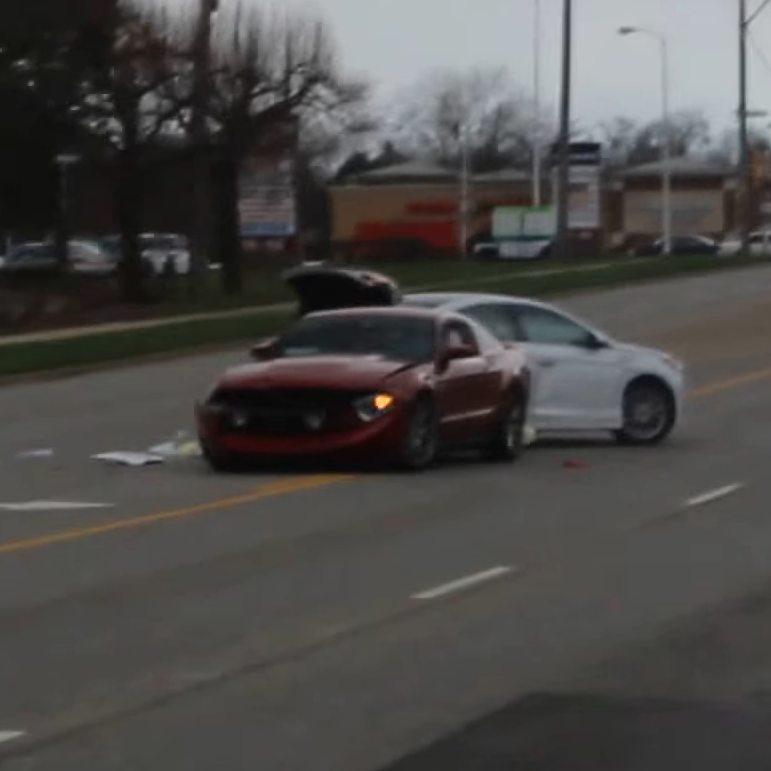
[462, 304, 521, 342]
[441, 320, 479, 353]
[518, 307, 592, 346]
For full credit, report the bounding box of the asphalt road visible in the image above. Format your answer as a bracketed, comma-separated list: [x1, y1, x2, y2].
[1, 266, 771, 769]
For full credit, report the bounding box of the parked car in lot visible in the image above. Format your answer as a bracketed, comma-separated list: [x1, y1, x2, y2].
[719, 230, 771, 257]
[0, 240, 114, 275]
[196, 304, 531, 472]
[100, 232, 191, 275]
[629, 234, 719, 257]
[473, 239, 553, 260]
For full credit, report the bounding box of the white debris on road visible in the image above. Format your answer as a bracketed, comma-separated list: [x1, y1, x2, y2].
[92, 451, 164, 467]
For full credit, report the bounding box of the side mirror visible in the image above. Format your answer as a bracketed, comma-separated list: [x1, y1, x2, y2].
[250, 336, 277, 360]
[583, 333, 610, 350]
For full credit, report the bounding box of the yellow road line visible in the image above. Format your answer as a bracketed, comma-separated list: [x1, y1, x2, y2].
[690, 365, 771, 398]
[3, 360, 771, 557]
[0, 473, 353, 556]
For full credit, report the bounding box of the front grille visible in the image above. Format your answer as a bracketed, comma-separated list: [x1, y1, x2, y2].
[208, 387, 367, 436]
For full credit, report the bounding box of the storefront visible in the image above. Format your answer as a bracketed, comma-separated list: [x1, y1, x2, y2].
[330, 158, 738, 258]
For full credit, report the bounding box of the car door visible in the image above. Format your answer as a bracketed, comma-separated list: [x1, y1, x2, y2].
[460, 301, 625, 431]
[514, 305, 626, 430]
[434, 319, 500, 442]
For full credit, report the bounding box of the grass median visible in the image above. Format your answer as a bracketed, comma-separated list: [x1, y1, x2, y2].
[0, 253, 764, 379]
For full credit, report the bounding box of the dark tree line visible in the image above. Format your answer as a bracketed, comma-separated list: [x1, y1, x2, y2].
[0, 0, 369, 301]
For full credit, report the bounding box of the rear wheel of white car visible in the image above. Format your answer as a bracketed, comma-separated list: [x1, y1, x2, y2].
[483, 391, 526, 462]
[615, 379, 675, 446]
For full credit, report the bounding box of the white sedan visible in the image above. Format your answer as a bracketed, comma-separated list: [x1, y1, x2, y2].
[403, 292, 686, 445]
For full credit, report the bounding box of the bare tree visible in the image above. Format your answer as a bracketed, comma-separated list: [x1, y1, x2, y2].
[388, 66, 546, 171]
[600, 110, 711, 167]
[85, 0, 188, 301]
[707, 124, 770, 165]
[200, 4, 369, 294]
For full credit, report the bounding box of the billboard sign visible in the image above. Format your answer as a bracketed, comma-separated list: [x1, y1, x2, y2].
[549, 141, 602, 230]
[238, 155, 297, 237]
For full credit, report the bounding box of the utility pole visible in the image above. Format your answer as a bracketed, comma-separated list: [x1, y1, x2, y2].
[459, 124, 470, 259]
[618, 27, 672, 254]
[554, 0, 572, 258]
[739, 0, 750, 254]
[54, 154, 79, 270]
[189, 0, 218, 295]
[532, 0, 542, 206]
[659, 34, 672, 256]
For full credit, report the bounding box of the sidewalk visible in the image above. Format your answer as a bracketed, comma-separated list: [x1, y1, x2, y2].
[0, 261, 619, 347]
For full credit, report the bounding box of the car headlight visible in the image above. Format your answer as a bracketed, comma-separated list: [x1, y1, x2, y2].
[660, 352, 684, 371]
[353, 392, 395, 422]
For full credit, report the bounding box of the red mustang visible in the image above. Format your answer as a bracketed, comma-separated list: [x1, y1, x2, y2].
[196, 303, 530, 471]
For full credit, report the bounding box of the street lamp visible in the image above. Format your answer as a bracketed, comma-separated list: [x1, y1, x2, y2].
[554, 0, 572, 259]
[54, 153, 80, 269]
[618, 26, 672, 256]
[457, 122, 470, 258]
[532, 0, 542, 206]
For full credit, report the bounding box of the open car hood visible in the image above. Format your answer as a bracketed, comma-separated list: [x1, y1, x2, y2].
[281, 266, 402, 316]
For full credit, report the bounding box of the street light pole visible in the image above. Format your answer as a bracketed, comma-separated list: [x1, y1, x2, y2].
[659, 34, 672, 256]
[618, 26, 672, 255]
[554, 0, 572, 259]
[54, 153, 80, 270]
[459, 124, 470, 258]
[532, 0, 542, 206]
[739, 0, 750, 254]
[189, 0, 218, 295]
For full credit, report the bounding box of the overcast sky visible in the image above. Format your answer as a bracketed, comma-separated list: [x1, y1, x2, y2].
[273, 0, 771, 136]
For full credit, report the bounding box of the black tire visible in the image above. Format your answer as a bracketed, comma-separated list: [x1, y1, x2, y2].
[614, 379, 676, 446]
[201, 441, 244, 472]
[483, 392, 526, 462]
[397, 396, 439, 471]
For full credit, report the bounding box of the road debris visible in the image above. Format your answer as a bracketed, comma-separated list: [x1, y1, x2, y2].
[0, 501, 114, 511]
[16, 449, 55, 459]
[92, 451, 164, 467]
[562, 458, 590, 469]
[147, 431, 201, 459]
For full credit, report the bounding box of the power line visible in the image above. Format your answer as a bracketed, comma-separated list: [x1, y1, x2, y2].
[747, 0, 771, 27]
[748, 28, 771, 80]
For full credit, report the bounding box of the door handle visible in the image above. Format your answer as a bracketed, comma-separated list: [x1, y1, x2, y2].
[536, 358, 556, 368]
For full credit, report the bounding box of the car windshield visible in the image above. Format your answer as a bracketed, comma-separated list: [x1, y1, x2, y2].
[277, 314, 435, 362]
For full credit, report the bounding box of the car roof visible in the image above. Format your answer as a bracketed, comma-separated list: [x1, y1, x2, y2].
[403, 291, 554, 311]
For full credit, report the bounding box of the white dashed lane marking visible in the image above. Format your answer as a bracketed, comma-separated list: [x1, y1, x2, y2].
[411, 566, 516, 601]
[684, 483, 745, 509]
